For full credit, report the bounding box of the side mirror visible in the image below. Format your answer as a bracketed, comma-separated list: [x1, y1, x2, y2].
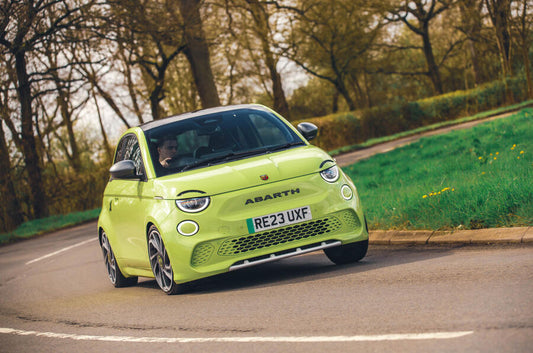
[109, 160, 139, 180]
[297, 122, 318, 141]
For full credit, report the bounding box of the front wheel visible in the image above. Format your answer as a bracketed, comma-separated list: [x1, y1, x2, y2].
[148, 225, 186, 295]
[100, 232, 138, 287]
[324, 239, 368, 265]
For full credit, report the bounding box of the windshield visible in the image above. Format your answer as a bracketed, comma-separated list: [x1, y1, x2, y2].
[145, 108, 305, 177]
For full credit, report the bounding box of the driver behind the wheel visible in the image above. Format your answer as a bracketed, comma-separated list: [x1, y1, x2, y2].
[157, 136, 178, 168]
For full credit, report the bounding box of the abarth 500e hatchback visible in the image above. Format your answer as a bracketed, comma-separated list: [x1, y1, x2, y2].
[98, 104, 368, 294]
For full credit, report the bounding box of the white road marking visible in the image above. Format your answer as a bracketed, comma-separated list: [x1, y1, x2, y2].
[25, 238, 97, 265]
[0, 328, 473, 343]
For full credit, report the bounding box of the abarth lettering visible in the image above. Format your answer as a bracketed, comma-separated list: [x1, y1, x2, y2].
[245, 188, 300, 205]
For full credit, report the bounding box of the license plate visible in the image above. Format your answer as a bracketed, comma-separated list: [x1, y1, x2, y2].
[247, 206, 312, 233]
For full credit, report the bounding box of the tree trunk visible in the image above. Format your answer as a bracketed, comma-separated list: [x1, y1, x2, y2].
[15, 50, 48, 219]
[459, 0, 483, 85]
[486, 0, 513, 78]
[335, 78, 356, 111]
[421, 22, 444, 94]
[179, 0, 221, 109]
[332, 89, 339, 113]
[57, 92, 82, 172]
[0, 121, 24, 232]
[247, 0, 290, 117]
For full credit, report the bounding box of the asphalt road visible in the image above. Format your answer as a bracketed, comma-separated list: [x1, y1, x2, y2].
[0, 221, 531, 352]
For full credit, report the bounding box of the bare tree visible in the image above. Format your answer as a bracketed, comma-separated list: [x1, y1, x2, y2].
[458, 0, 485, 86]
[0, 64, 24, 231]
[484, 0, 513, 78]
[0, 0, 93, 218]
[385, 0, 454, 95]
[511, 0, 532, 98]
[224, 0, 290, 116]
[287, 0, 383, 110]
[179, 0, 221, 109]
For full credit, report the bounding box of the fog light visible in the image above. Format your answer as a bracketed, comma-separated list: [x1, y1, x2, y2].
[341, 184, 353, 200]
[177, 221, 199, 236]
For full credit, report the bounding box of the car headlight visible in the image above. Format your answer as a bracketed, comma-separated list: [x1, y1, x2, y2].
[175, 196, 210, 213]
[320, 165, 340, 183]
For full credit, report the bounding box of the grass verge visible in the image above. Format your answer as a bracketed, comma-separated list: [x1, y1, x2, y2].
[343, 108, 532, 230]
[0, 208, 100, 245]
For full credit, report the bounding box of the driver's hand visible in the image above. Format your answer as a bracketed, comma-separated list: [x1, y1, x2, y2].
[161, 157, 172, 168]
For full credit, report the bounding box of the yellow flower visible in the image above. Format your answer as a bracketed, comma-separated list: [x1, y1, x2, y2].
[481, 172, 486, 175]
[494, 157, 497, 160]
[496, 152, 499, 155]
[520, 151, 524, 154]
[442, 187, 450, 192]
[478, 156, 483, 160]
[423, 195, 428, 199]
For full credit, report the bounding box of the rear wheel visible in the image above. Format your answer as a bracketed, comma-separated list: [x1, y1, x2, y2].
[100, 232, 138, 287]
[148, 225, 185, 295]
[324, 239, 368, 265]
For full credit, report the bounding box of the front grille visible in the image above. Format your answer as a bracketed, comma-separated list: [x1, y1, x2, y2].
[217, 216, 343, 256]
[190, 243, 214, 266]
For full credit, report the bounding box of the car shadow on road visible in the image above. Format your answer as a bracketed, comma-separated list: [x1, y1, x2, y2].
[137, 244, 460, 295]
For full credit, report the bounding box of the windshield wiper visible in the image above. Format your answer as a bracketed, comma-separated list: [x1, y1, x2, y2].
[267, 141, 305, 152]
[179, 142, 305, 172]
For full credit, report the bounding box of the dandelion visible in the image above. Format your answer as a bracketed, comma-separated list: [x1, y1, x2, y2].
[494, 157, 497, 160]
[511, 144, 516, 150]
[422, 195, 428, 199]
[482, 171, 486, 175]
[496, 152, 499, 155]
[478, 156, 483, 160]
[520, 151, 524, 154]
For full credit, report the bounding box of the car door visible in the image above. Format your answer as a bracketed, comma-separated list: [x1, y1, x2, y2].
[106, 134, 150, 269]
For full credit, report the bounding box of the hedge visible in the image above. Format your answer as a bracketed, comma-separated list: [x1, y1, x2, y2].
[294, 76, 528, 152]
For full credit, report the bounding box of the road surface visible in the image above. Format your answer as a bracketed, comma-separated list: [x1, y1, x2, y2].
[0, 222, 531, 352]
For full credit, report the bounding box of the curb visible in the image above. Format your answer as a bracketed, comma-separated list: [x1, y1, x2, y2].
[369, 227, 532, 245]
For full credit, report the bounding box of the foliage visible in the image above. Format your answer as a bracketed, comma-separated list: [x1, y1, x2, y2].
[296, 76, 528, 151]
[343, 108, 533, 230]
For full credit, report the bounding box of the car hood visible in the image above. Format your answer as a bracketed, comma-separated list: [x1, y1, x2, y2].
[152, 146, 334, 199]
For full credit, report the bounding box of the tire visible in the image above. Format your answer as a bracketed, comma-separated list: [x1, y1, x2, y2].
[148, 225, 186, 295]
[324, 239, 368, 265]
[100, 232, 138, 287]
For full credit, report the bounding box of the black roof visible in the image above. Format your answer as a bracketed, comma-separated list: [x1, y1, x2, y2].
[139, 104, 271, 132]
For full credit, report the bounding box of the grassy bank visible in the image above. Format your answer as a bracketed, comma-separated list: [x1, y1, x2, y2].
[344, 108, 532, 230]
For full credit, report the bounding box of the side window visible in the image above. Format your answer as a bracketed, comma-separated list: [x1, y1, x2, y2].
[114, 136, 131, 163]
[114, 134, 145, 177]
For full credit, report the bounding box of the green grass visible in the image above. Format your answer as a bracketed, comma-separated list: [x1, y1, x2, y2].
[0, 208, 101, 244]
[329, 99, 533, 156]
[344, 108, 533, 230]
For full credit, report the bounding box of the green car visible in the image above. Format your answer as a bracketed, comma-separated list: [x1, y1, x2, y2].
[98, 104, 368, 294]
